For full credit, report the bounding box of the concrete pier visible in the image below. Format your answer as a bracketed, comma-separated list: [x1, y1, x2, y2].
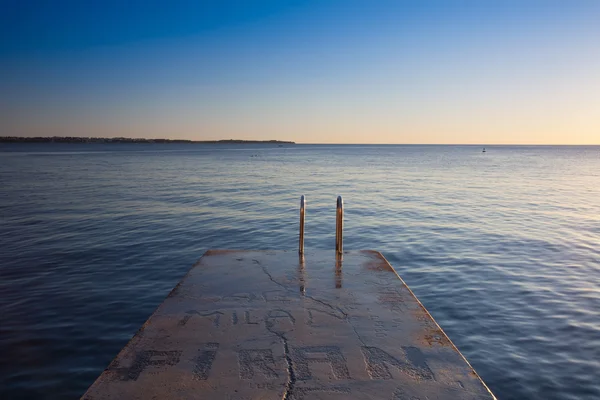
[83, 250, 496, 399]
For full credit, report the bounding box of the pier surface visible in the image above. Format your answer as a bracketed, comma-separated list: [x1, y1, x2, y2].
[83, 250, 495, 399]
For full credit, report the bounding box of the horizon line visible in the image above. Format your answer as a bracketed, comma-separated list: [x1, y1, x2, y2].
[1, 136, 599, 146]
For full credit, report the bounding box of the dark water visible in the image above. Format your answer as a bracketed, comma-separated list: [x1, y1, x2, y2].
[1, 143, 599, 399]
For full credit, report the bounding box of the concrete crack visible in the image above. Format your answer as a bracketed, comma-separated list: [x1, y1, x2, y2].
[261, 265, 290, 291]
[280, 333, 295, 400]
[260, 264, 349, 321]
[347, 317, 368, 347]
[257, 259, 369, 396]
[265, 317, 296, 400]
[305, 295, 348, 319]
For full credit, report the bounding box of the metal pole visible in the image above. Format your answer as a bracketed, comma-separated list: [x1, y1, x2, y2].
[299, 195, 305, 254]
[336, 195, 343, 255]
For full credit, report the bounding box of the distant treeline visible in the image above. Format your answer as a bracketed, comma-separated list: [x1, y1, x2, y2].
[0, 137, 295, 144]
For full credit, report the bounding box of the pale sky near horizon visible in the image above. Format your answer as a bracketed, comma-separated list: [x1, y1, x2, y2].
[1, 1, 599, 144]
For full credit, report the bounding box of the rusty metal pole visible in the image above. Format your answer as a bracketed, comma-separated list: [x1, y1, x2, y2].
[299, 195, 305, 254]
[336, 196, 343, 255]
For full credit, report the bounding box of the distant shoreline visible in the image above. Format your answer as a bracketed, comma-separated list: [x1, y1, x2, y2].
[0, 136, 295, 144]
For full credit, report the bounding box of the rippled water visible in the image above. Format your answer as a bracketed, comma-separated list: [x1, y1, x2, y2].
[1, 143, 599, 399]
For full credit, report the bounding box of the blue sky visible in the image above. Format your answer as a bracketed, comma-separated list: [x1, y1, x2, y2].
[2, 0, 599, 143]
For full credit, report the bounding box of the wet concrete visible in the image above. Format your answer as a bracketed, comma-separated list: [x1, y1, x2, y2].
[82, 250, 496, 399]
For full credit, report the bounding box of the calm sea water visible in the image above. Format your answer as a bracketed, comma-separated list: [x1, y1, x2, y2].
[1, 143, 599, 399]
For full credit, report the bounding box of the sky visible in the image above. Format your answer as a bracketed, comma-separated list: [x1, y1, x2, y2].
[1, 0, 599, 144]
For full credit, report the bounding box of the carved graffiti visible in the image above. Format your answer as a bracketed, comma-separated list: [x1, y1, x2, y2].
[244, 310, 260, 325]
[361, 346, 433, 381]
[265, 309, 295, 334]
[193, 343, 219, 380]
[179, 310, 224, 327]
[292, 346, 350, 380]
[369, 315, 388, 338]
[238, 349, 278, 379]
[115, 350, 182, 381]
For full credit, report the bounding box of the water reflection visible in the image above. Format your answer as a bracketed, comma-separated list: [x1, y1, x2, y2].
[335, 255, 343, 289]
[298, 255, 306, 295]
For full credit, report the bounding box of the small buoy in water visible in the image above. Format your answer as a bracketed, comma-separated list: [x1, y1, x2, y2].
[482, 147, 486, 153]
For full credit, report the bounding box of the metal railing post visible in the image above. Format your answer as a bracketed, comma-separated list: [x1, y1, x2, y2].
[336, 196, 343, 255]
[299, 195, 305, 254]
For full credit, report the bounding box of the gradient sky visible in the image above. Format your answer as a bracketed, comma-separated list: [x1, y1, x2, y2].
[1, 0, 599, 144]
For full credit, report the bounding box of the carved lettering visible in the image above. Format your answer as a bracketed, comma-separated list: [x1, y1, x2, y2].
[244, 310, 260, 325]
[292, 346, 350, 380]
[265, 309, 295, 334]
[266, 309, 295, 323]
[361, 346, 433, 381]
[193, 343, 219, 380]
[238, 349, 279, 379]
[116, 350, 181, 381]
[179, 310, 224, 327]
[377, 290, 405, 312]
[369, 315, 388, 338]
